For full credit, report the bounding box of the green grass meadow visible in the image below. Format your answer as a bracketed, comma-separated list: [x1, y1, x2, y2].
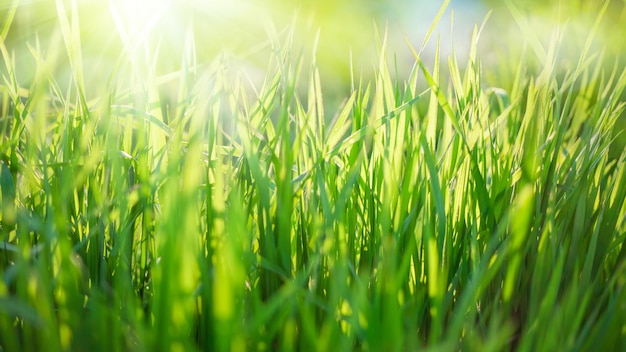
[1, 0, 626, 351]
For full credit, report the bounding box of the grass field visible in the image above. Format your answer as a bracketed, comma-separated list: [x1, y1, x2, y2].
[1, 0, 626, 351]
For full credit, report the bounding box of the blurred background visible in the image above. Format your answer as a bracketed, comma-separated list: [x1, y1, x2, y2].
[3, 0, 625, 85]
[2, 0, 625, 149]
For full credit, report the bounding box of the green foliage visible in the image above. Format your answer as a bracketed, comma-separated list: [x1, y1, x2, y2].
[1, 1, 626, 351]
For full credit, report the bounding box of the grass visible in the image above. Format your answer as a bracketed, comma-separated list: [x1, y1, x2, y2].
[1, 0, 626, 351]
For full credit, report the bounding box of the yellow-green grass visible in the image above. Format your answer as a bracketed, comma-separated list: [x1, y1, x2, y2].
[1, 1, 625, 351]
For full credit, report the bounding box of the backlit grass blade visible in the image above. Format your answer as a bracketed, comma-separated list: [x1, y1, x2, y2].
[420, 0, 451, 54]
[406, 37, 468, 148]
[2, 2, 626, 351]
[0, 0, 20, 41]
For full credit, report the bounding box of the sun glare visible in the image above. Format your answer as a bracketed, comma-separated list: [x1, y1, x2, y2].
[105, 0, 266, 57]
[108, 0, 174, 47]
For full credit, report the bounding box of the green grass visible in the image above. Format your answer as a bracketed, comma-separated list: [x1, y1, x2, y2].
[1, 1, 626, 351]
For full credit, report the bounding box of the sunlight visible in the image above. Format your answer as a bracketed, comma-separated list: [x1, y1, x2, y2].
[108, 0, 173, 48]
[105, 0, 264, 64]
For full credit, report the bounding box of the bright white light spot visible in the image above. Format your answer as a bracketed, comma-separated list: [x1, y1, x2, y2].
[109, 0, 173, 48]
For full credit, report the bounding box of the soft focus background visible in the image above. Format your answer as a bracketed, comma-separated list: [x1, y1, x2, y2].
[4, 0, 625, 86]
[2, 0, 626, 146]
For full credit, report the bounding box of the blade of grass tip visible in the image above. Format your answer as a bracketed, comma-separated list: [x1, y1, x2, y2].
[0, 40, 20, 109]
[476, 10, 493, 41]
[55, 0, 89, 116]
[447, 9, 463, 101]
[325, 93, 356, 152]
[425, 35, 440, 144]
[406, 37, 468, 148]
[463, 11, 492, 97]
[419, 124, 446, 260]
[419, 0, 452, 55]
[350, 47, 355, 93]
[308, 30, 324, 149]
[27, 43, 65, 107]
[571, 0, 610, 79]
[324, 95, 420, 159]
[0, 0, 21, 41]
[370, 22, 393, 132]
